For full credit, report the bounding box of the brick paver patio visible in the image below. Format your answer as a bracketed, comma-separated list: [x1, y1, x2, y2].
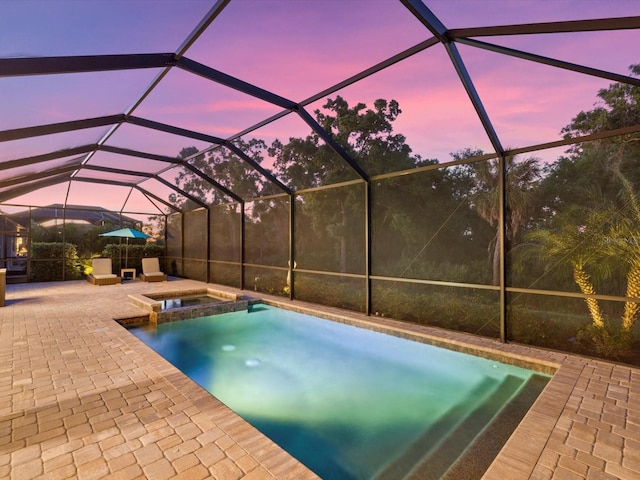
[1, 278, 638, 479]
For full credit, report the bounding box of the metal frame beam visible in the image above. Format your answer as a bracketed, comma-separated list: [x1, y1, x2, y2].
[69, 177, 134, 188]
[399, 0, 449, 41]
[0, 175, 70, 203]
[301, 37, 441, 107]
[177, 57, 297, 110]
[70, 177, 179, 213]
[135, 186, 182, 213]
[0, 146, 91, 172]
[0, 164, 78, 189]
[0, 115, 124, 143]
[99, 145, 243, 203]
[0, 53, 175, 78]
[448, 16, 640, 38]
[100, 145, 179, 164]
[230, 37, 441, 144]
[401, 1, 505, 155]
[224, 142, 291, 194]
[175, 0, 232, 57]
[153, 176, 208, 209]
[445, 42, 504, 154]
[296, 107, 369, 181]
[0, 115, 285, 206]
[81, 164, 153, 179]
[457, 38, 640, 87]
[179, 162, 244, 204]
[126, 116, 226, 144]
[125, 116, 289, 196]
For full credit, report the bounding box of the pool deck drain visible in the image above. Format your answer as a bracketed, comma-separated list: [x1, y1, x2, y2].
[1, 278, 639, 479]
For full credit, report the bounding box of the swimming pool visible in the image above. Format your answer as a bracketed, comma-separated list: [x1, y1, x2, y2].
[129, 304, 549, 479]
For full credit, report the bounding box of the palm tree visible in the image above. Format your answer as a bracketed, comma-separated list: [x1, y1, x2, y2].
[529, 167, 640, 334]
[603, 164, 640, 332]
[471, 154, 541, 285]
[527, 211, 608, 329]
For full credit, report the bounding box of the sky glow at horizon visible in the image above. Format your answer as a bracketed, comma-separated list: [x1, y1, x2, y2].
[1, 0, 639, 213]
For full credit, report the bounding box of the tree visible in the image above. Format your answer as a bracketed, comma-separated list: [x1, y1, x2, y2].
[171, 140, 275, 208]
[540, 66, 640, 227]
[562, 64, 640, 138]
[527, 177, 640, 357]
[527, 207, 609, 329]
[452, 149, 542, 286]
[525, 64, 640, 358]
[269, 96, 424, 273]
[538, 64, 640, 307]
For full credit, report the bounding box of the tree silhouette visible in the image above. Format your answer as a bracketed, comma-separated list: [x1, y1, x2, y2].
[452, 149, 542, 286]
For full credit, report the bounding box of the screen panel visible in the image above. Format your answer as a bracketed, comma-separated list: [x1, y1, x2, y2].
[507, 291, 640, 365]
[183, 209, 207, 261]
[372, 279, 501, 338]
[244, 196, 289, 268]
[295, 183, 366, 275]
[371, 162, 495, 285]
[166, 212, 182, 276]
[294, 271, 367, 313]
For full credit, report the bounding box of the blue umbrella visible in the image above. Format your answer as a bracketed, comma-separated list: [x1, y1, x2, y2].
[99, 228, 150, 267]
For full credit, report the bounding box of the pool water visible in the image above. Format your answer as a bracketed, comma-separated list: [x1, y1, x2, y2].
[129, 305, 548, 479]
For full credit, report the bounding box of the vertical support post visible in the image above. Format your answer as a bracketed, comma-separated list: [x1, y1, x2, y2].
[240, 202, 245, 291]
[498, 155, 507, 343]
[27, 207, 32, 281]
[365, 181, 372, 315]
[163, 214, 168, 274]
[181, 212, 185, 277]
[288, 193, 295, 300]
[206, 207, 211, 283]
[62, 208, 66, 281]
[0, 268, 5, 307]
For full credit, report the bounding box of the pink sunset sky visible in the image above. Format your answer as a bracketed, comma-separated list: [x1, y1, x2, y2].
[0, 0, 639, 213]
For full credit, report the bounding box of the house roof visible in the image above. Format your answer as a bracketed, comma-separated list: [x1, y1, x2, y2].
[7, 204, 138, 227]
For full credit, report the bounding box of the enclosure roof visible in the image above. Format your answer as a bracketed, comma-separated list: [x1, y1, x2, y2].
[1, 0, 639, 215]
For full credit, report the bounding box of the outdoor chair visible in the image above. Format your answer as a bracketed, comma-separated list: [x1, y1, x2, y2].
[139, 257, 168, 282]
[87, 258, 121, 285]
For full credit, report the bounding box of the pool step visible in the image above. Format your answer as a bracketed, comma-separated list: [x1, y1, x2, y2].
[113, 314, 150, 327]
[440, 373, 549, 480]
[374, 375, 525, 480]
[404, 374, 526, 480]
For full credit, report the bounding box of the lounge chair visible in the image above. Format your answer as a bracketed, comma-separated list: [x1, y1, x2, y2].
[87, 258, 121, 285]
[139, 257, 168, 282]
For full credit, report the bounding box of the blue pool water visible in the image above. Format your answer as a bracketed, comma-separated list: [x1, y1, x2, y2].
[129, 305, 547, 479]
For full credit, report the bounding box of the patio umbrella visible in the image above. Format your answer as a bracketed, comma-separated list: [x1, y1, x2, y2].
[99, 228, 150, 268]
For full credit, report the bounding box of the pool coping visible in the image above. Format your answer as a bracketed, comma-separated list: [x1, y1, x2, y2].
[2, 278, 639, 480]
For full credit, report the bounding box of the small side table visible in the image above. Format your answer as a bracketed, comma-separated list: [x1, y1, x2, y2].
[120, 268, 136, 281]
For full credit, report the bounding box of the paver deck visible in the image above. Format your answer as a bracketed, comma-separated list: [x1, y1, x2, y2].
[1, 278, 638, 479]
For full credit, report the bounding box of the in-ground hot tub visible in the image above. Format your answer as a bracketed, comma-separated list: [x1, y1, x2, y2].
[128, 288, 249, 325]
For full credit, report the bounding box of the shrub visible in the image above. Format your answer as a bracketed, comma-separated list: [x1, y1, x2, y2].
[30, 242, 83, 282]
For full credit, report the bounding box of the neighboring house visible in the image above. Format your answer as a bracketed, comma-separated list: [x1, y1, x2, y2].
[2, 205, 140, 283]
[8, 204, 138, 228]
